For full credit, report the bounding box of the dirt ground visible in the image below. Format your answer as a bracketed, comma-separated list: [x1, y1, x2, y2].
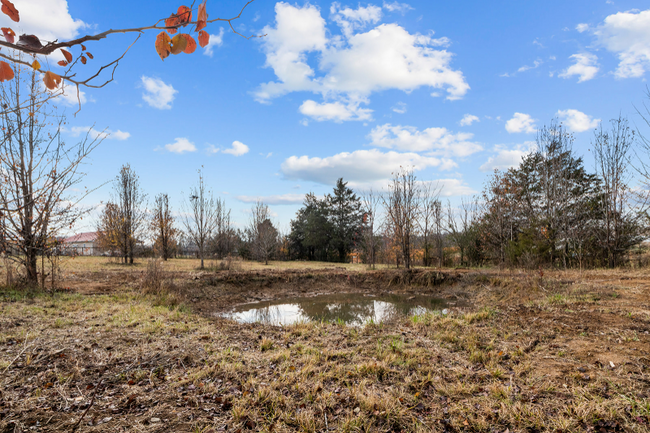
[0, 258, 649, 432]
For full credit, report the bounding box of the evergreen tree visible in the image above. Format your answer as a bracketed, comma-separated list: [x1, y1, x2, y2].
[327, 178, 363, 262]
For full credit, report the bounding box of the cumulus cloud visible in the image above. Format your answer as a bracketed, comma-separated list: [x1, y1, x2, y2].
[209, 141, 251, 156]
[593, 9, 650, 78]
[67, 126, 130, 141]
[368, 124, 482, 157]
[203, 27, 225, 57]
[299, 99, 372, 122]
[281, 149, 453, 186]
[556, 109, 600, 132]
[436, 179, 476, 197]
[505, 113, 537, 134]
[392, 102, 407, 114]
[141, 76, 177, 109]
[237, 194, 305, 205]
[480, 142, 535, 172]
[0, 0, 86, 43]
[255, 2, 468, 120]
[161, 138, 196, 154]
[559, 53, 599, 82]
[383, 1, 414, 14]
[459, 114, 479, 126]
[576, 23, 589, 33]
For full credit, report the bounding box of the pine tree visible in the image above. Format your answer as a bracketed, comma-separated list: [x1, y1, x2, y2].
[327, 178, 363, 262]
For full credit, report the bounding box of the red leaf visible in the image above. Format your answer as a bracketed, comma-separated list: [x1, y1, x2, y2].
[86, 52, 93, 60]
[165, 14, 179, 34]
[57, 60, 68, 67]
[196, 0, 207, 32]
[1, 27, 15, 44]
[181, 34, 196, 54]
[43, 70, 62, 90]
[155, 32, 172, 60]
[1, 0, 19, 23]
[198, 30, 209, 48]
[80, 56, 86, 65]
[81, 44, 86, 51]
[60, 49, 72, 63]
[176, 5, 192, 25]
[0, 60, 13, 82]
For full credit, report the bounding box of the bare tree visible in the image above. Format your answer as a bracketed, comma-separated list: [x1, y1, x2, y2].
[151, 193, 177, 261]
[181, 170, 220, 269]
[112, 164, 147, 264]
[248, 200, 278, 265]
[447, 197, 479, 267]
[382, 167, 421, 269]
[0, 65, 101, 284]
[417, 182, 441, 267]
[360, 189, 381, 269]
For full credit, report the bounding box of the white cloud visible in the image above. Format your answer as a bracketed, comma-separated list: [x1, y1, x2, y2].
[281, 149, 452, 186]
[480, 142, 535, 172]
[368, 124, 482, 157]
[383, 2, 414, 14]
[556, 109, 601, 132]
[505, 113, 537, 134]
[436, 179, 476, 197]
[254, 3, 468, 119]
[459, 114, 479, 126]
[593, 9, 650, 78]
[392, 102, 407, 114]
[161, 138, 196, 154]
[237, 194, 305, 205]
[141, 76, 177, 110]
[559, 53, 599, 82]
[223, 141, 250, 156]
[517, 59, 543, 73]
[203, 27, 225, 57]
[67, 126, 130, 141]
[57, 85, 88, 106]
[299, 99, 372, 122]
[576, 23, 589, 33]
[0, 0, 87, 43]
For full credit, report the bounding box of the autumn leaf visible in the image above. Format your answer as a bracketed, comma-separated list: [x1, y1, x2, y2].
[198, 30, 209, 48]
[176, 5, 192, 25]
[81, 44, 86, 51]
[31, 59, 40, 70]
[181, 34, 196, 54]
[196, 0, 207, 32]
[155, 32, 172, 60]
[80, 56, 86, 65]
[86, 52, 94, 60]
[0, 61, 13, 82]
[60, 49, 73, 63]
[1, 0, 19, 23]
[57, 60, 68, 67]
[43, 71, 62, 90]
[170, 34, 187, 55]
[165, 14, 179, 34]
[1, 27, 15, 44]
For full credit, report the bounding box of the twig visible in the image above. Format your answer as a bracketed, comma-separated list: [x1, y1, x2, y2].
[70, 379, 103, 432]
[1, 337, 31, 375]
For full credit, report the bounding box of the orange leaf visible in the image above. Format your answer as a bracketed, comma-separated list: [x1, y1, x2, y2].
[60, 49, 72, 63]
[1, 0, 19, 23]
[81, 44, 86, 51]
[31, 59, 40, 70]
[86, 52, 93, 60]
[176, 5, 192, 25]
[196, 0, 207, 32]
[155, 32, 172, 60]
[198, 30, 209, 48]
[181, 34, 196, 54]
[170, 33, 187, 55]
[57, 60, 68, 67]
[1, 27, 15, 44]
[43, 70, 62, 90]
[0, 61, 13, 82]
[80, 56, 86, 65]
[165, 14, 179, 34]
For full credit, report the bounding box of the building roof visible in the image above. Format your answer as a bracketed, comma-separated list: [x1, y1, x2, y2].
[63, 232, 99, 243]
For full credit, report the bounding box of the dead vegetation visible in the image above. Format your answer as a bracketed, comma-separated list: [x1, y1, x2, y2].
[0, 262, 649, 432]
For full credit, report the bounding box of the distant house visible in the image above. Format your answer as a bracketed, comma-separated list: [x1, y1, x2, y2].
[63, 232, 99, 256]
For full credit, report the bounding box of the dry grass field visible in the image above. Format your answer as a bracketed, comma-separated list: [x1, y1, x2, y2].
[0, 257, 649, 432]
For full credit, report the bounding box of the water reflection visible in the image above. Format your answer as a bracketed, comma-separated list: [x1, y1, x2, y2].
[223, 293, 449, 326]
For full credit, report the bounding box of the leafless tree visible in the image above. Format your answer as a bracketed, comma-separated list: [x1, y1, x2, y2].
[248, 200, 278, 265]
[211, 200, 234, 259]
[447, 197, 478, 267]
[360, 189, 381, 268]
[417, 182, 441, 267]
[151, 193, 177, 261]
[181, 170, 220, 269]
[112, 164, 147, 264]
[0, 65, 101, 285]
[382, 167, 421, 269]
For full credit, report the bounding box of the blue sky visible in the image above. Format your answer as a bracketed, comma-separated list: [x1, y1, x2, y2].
[3, 0, 650, 231]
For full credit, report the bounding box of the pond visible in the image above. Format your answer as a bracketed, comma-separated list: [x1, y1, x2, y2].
[222, 293, 457, 326]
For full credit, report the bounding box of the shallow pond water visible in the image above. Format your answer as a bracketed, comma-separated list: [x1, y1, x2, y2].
[222, 293, 455, 326]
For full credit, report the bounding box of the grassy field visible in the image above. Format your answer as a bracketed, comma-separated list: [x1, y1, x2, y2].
[0, 258, 649, 432]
